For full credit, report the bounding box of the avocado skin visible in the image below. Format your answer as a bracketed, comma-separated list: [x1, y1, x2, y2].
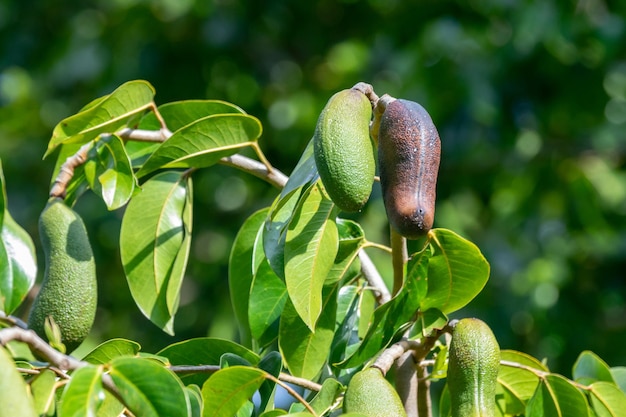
[448, 318, 500, 417]
[28, 197, 97, 352]
[314, 88, 375, 212]
[344, 367, 407, 417]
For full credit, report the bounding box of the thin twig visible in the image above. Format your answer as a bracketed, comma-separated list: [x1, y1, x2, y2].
[265, 373, 318, 416]
[358, 250, 391, 304]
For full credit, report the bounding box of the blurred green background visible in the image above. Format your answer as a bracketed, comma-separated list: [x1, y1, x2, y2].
[1, 0, 625, 374]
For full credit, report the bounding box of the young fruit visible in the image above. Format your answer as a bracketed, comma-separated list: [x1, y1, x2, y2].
[314, 88, 375, 212]
[28, 197, 97, 352]
[344, 367, 407, 417]
[448, 318, 500, 417]
[378, 98, 441, 238]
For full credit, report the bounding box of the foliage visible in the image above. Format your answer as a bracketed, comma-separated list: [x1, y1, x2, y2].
[0, 80, 625, 416]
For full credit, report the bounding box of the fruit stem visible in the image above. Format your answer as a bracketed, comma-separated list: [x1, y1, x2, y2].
[390, 226, 408, 295]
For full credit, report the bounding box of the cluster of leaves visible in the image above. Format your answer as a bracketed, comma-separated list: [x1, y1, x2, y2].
[0, 80, 625, 416]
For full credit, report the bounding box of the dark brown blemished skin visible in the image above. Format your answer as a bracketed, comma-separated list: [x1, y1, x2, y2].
[378, 99, 441, 239]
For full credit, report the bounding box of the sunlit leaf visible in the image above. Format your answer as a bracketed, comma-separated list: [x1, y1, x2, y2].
[139, 100, 246, 131]
[157, 337, 259, 386]
[59, 365, 103, 417]
[498, 349, 549, 414]
[81, 338, 141, 364]
[0, 347, 37, 417]
[610, 367, 626, 393]
[589, 381, 626, 417]
[120, 171, 193, 334]
[279, 284, 337, 379]
[526, 374, 589, 417]
[47, 80, 155, 157]
[420, 228, 490, 315]
[201, 366, 266, 417]
[136, 113, 262, 177]
[573, 350, 615, 385]
[29, 369, 56, 416]
[0, 213, 37, 314]
[284, 181, 338, 330]
[109, 356, 189, 417]
[84, 134, 136, 210]
[228, 208, 270, 347]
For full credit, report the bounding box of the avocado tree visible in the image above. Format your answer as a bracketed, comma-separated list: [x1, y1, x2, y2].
[0, 80, 624, 416]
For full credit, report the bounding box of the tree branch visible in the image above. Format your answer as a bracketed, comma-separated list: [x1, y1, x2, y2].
[358, 250, 391, 304]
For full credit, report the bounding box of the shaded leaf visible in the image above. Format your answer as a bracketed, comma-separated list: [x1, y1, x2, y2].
[0, 347, 37, 417]
[59, 365, 103, 417]
[228, 208, 270, 347]
[47, 80, 155, 157]
[186, 385, 203, 417]
[109, 356, 189, 417]
[610, 367, 626, 393]
[258, 351, 283, 413]
[120, 171, 193, 334]
[420, 228, 490, 315]
[284, 181, 338, 330]
[526, 374, 589, 417]
[30, 369, 56, 416]
[573, 350, 615, 385]
[201, 366, 265, 417]
[249, 259, 287, 346]
[137, 114, 262, 177]
[84, 134, 136, 210]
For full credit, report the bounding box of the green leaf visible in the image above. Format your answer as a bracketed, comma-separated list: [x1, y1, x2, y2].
[109, 356, 189, 417]
[0, 159, 6, 225]
[326, 219, 365, 285]
[137, 113, 262, 177]
[279, 284, 338, 379]
[263, 138, 318, 279]
[0, 213, 37, 314]
[0, 347, 37, 417]
[249, 259, 287, 346]
[284, 181, 338, 330]
[257, 351, 283, 413]
[120, 171, 193, 334]
[201, 366, 266, 417]
[228, 208, 270, 347]
[259, 411, 287, 417]
[308, 378, 343, 415]
[610, 367, 626, 393]
[410, 308, 448, 338]
[157, 337, 259, 386]
[186, 385, 203, 417]
[498, 350, 549, 414]
[47, 80, 155, 157]
[573, 350, 615, 385]
[30, 369, 56, 416]
[84, 134, 136, 210]
[526, 374, 589, 417]
[59, 365, 104, 417]
[139, 100, 245, 131]
[420, 228, 490, 315]
[589, 381, 626, 417]
[81, 338, 141, 364]
[338, 245, 428, 369]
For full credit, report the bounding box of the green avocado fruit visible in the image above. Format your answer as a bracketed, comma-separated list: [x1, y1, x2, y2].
[448, 318, 500, 417]
[314, 88, 375, 212]
[28, 197, 97, 352]
[344, 367, 407, 417]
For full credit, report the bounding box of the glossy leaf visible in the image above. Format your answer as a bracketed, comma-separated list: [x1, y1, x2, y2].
[81, 338, 141, 364]
[0, 347, 37, 417]
[249, 259, 287, 346]
[573, 350, 615, 385]
[109, 356, 189, 417]
[338, 245, 428, 369]
[526, 374, 589, 417]
[201, 366, 266, 417]
[498, 349, 549, 414]
[257, 351, 283, 413]
[186, 385, 203, 417]
[284, 181, 338, 330]
[137, 113, 262, 177]
[139, 99, 245, 131]
[84, 134, 135, 210]
[229, 208, 270, 346]
[279, 284, 337, 379]
[263, 138, 318, 279]
[47, 80, 155, 157]
[157, 337, 259, 386]
[120, 171, 193, 334]
[59, 365, 103, 417]
[420, 228, 490, 314]
[326, 218, 365, 285]
[0, 213, 37, 314]
[30, 369, 56, 416]
[308, 378, 343, 415]
[589, 381, 626, 417]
